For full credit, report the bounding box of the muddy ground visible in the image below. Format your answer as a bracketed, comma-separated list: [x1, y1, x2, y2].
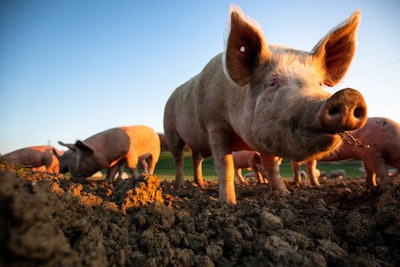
[0, 166, 399, 267]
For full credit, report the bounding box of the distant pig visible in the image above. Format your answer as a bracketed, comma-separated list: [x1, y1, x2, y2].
[1, 145, 63, 173]
[163, 5, 366, 204]
[54, 125, 160, 181]
[233, 150, 265, 184]
[330, 169, 346, 179]
[293, 117, 400, 186]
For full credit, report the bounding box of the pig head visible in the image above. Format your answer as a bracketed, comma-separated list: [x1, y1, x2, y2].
[55, 125, 160, 180]
[163, 5, 367, 204]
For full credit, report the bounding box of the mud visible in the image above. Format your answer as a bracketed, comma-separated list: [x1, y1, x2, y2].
[0, 166, 399, 267]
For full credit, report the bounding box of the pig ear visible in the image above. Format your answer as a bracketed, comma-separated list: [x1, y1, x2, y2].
[52, 148, 61, 159]
[224, 5, 270, 86]
[253, 152, 262, 165]
[312, 11, 361, 87]
[58, 141, 76, 151]
[75, 140, 94, 154]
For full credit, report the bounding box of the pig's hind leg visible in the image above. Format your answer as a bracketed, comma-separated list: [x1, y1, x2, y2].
[166, 135, 186, 188]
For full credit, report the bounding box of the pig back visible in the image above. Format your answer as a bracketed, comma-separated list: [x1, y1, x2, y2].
[164, 54, 248, 155]
[83, 128, 131, 164]
[121, 125, 160, 158]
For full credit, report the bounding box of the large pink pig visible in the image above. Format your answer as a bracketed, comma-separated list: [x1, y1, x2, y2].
[292, 117, 400, 186]
[1, 145, 63, 173]
[54, 125, 160, 181]
[163, 5, 367, 204]
[233, 150, 265, 184]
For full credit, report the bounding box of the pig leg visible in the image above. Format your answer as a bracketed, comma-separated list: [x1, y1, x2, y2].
[364, 158, 391, 186]
[215, 152, 236, 204]
[192, 150, 205, 187]
[363, 162, 376, 187]
[168, 138, 186, 188]
[235, 168, 249, 185]
[125, 156, 139, 179]
[249, 161, 264, 184]
[261, 155, 289, 195]
[105, 165, 119, 182]
[147, 153, 160, 175]
[140, 158, 149, 174]
[291, 161, 302, 185]
[306, 159, 320, 186]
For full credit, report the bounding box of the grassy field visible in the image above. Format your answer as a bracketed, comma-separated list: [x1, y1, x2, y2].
[155, 151, 366, 181]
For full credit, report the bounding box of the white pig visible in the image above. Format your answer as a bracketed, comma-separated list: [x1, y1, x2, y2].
[163, 5, 367, 204]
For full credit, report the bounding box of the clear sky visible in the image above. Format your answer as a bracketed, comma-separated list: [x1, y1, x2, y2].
[1, 0, 399, 154]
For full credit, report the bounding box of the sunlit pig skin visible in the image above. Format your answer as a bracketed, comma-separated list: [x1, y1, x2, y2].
[163, 5, 366, 204]
[55, 125, 160, 181]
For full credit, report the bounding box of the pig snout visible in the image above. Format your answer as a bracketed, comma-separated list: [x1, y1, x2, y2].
[320, 88, 367, 132]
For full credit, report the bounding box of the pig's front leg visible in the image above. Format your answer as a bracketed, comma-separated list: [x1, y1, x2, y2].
[235, 168, 249, 185]
[306, 159, 320, 186]
[213, 149, 236, 204]
[105, 164, 119, 182]
[192, 150, 205, 187]
[291, 161, 302, 185]
[261, 155, 290, 195]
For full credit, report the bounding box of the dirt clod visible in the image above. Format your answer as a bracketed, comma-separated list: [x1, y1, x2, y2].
[1, 168, 399, 266]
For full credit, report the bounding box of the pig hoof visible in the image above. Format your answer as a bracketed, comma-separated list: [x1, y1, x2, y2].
[273, 188, 291, 196]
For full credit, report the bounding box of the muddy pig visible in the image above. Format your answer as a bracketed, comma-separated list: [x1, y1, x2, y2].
[293, 117, 400, 186]
[233, 150, 265, 184]
[163, 5, 366, 204]
[1, 145, 63, 173]
[54, 125, 160, 181]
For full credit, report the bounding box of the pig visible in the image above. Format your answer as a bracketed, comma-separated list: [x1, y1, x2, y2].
[330, 169, 346, 179]
[1, 145, 63, 173]
[54, 125, 160, 181]
[292, 117, 400, 186]
[233, 150, 265, 184]
[163, 5, 367, 204]
[388, 169, 399, 177]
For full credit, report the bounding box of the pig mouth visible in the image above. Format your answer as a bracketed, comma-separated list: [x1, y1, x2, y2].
[296, 127, 338, 139]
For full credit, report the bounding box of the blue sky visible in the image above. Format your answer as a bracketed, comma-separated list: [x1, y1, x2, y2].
[1, 0, 399, 154]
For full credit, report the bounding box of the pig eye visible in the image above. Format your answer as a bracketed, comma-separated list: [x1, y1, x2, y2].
[267, 77, 280, 91]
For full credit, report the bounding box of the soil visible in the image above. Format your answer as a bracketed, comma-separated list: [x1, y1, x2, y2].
[1, 165, 399, 267]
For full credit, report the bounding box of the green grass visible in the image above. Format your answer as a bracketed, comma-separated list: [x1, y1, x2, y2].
[155, 151, 366, 181]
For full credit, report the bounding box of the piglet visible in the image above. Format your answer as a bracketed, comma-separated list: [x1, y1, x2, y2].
[163, 5, 367, 204]
[54, 125, 160, 181]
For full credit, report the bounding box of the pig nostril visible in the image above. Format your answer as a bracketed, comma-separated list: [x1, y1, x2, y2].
[354, 107, 365, 118]
[328, 106, 341, 116]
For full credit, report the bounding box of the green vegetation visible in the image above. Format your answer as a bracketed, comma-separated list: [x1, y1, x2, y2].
[155, 151, 366, 181]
